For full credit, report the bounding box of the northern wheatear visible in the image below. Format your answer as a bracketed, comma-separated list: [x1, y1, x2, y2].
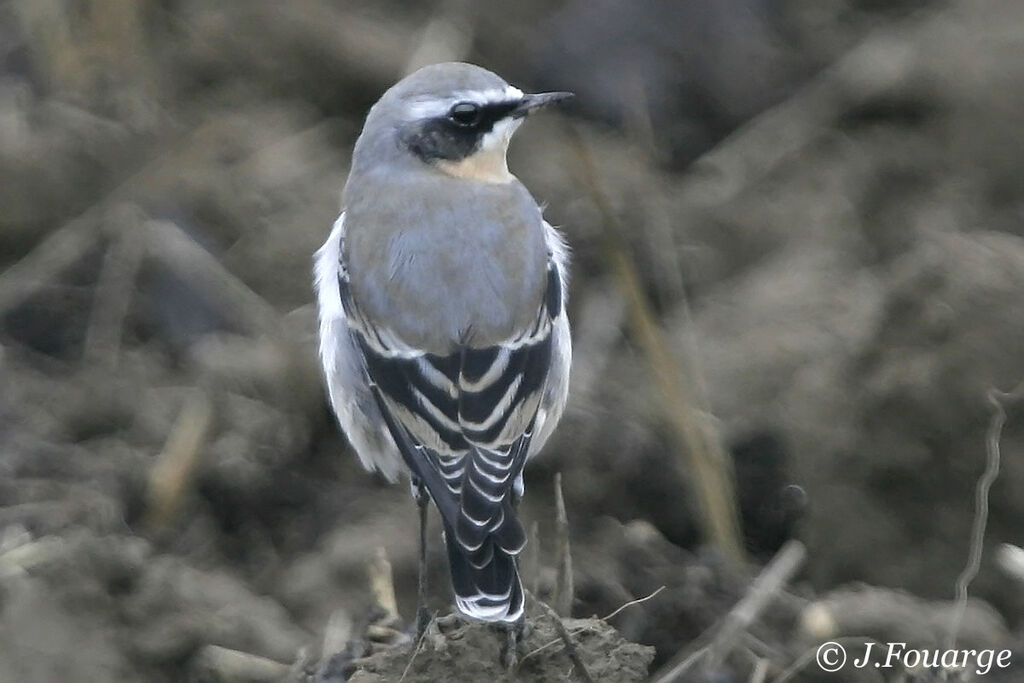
[314, 63, 572, 629]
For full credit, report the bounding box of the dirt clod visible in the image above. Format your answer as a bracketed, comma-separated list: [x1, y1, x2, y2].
[342, 613, 654, 683]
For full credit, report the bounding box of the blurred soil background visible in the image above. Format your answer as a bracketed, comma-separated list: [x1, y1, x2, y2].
[1, 0, 1024, 680]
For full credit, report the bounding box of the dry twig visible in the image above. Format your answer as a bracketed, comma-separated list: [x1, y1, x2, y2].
[520, 585, 666, 664]
[704, 541, 806, 669]
[748, 657, 769, 683]
[528, 591, 595, 683]
[551, 472, 575, 618]
[398, 624, 432, 683]
[945, 381, 1024, 651]
[651, 540, 806, 682]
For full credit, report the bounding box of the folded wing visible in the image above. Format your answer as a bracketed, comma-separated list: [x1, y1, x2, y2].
[337, 235, 564, 623]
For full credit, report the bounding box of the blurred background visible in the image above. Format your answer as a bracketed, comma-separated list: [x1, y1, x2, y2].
[1, 0, 1024, 680]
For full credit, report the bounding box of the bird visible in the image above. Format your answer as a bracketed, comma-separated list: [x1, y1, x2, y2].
[313, 62, 572, 631]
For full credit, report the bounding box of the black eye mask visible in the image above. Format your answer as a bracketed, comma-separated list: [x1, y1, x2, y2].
[402, 100, 520, 163]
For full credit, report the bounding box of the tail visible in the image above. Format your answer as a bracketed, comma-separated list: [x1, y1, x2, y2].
[442, 499, 526, 623]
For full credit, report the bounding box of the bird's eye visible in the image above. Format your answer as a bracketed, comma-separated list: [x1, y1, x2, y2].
[447, 102, 482, 127]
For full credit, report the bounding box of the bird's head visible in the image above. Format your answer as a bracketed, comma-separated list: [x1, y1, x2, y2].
[352, 62, 573, 184]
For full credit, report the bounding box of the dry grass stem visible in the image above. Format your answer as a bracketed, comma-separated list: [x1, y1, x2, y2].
[321, 609, 353, 658]
[552, 472, 574, 618]
[748, 657, 769, 683]
[83, 206, 146, 368]
[0, 210, 101, 316]
[602, 585, 666, 622]
[526, 519, 541, 596]
[403, 0, 475, 75]
[0, 118, 287, 327]
[675, 24, 919, 210]
[369, 545, 400, 623]
[143, 389, 214, 527]
[192, 644, 289, 683]
[569, 129, 745, 566]
[142, 219, 281, 336]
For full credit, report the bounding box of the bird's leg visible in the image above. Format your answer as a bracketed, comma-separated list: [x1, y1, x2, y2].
[414, 481, 432, 639]
[500, 477, 528, 670]
[499, 617, 526, 671]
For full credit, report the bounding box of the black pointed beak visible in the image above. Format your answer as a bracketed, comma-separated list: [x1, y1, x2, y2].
[511, 91, 574, 118]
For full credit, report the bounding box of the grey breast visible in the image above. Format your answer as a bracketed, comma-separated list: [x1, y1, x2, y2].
[343, 171, 549, 354]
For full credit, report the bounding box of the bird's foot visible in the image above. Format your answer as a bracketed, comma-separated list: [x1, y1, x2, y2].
[433, 612, 465, 632]
[413, 610, 465, 643]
